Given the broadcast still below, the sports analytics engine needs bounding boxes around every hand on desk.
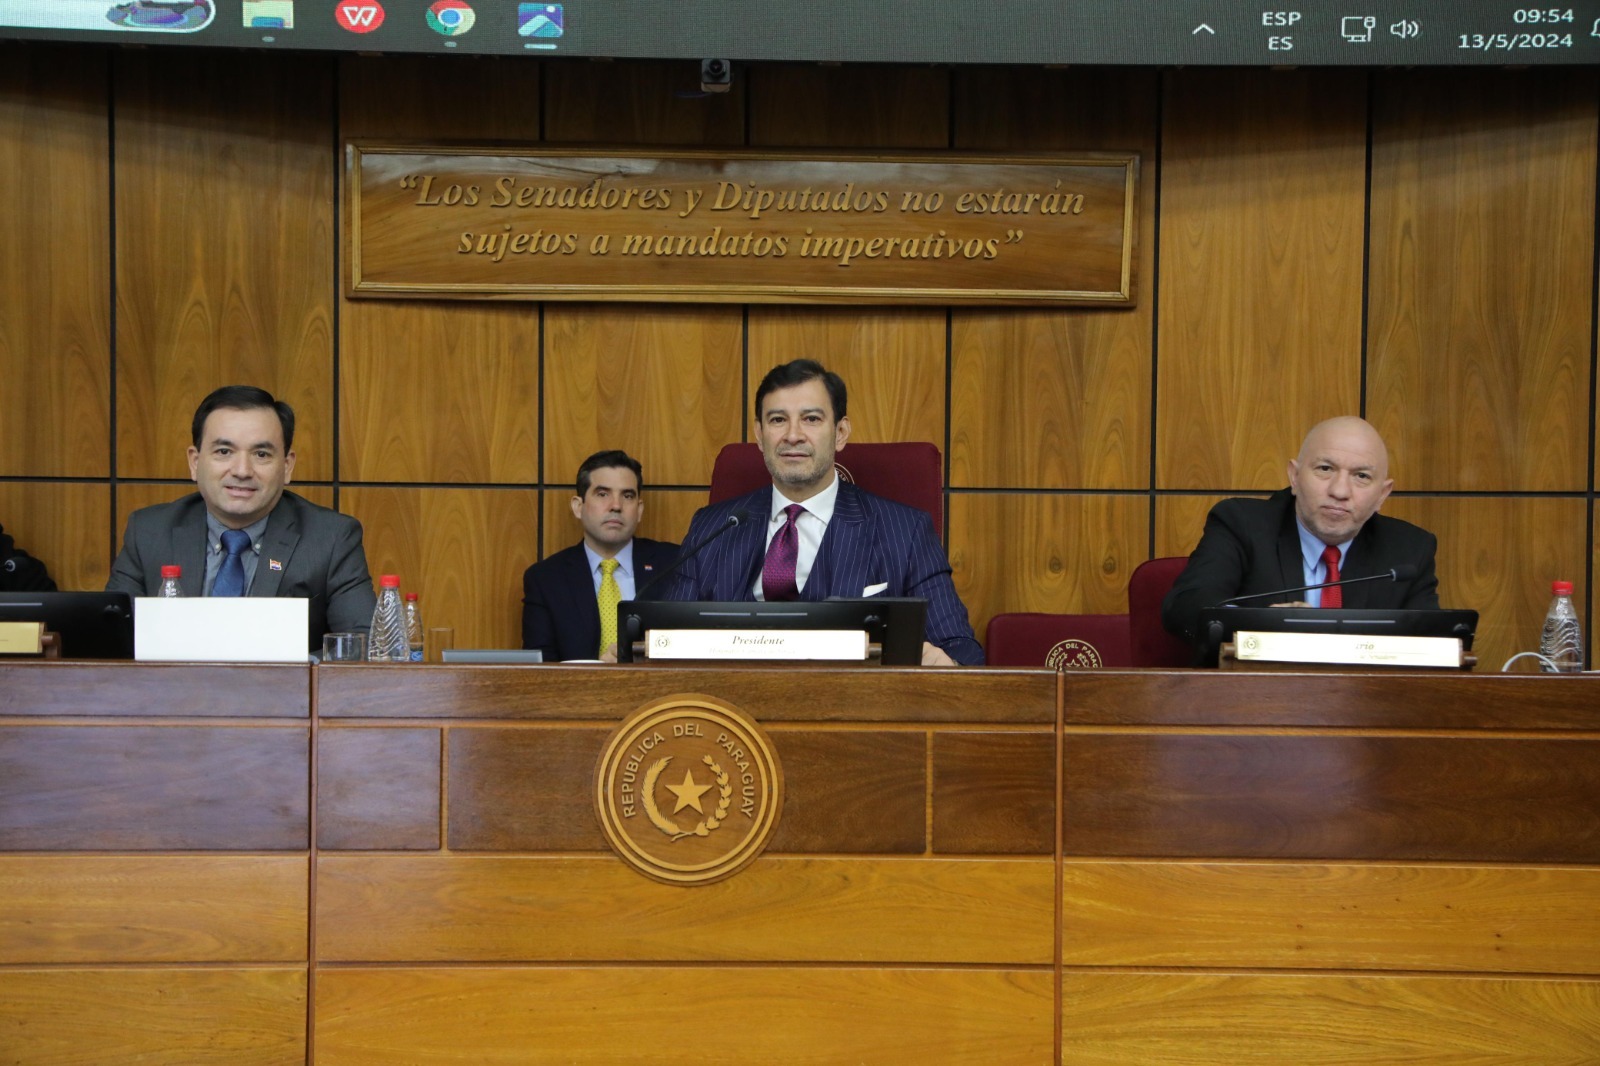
[921,641,957,666]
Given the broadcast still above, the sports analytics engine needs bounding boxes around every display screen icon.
[426,0,472,35]
[517,2,561,38]
[242,0,292,28]
[335,0,383,32]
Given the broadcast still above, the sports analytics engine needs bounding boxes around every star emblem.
[665,766,712,814]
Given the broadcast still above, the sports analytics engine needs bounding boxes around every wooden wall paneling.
[748,64,949,150]
[0,968,306,1065]
[316,855,1054,964]
[1061,733,1600,862]
[0,725,308,850]
[1367,69,1598,494]
[541,305,744,486]
[949,67,1158,491]
[0,855,307,964]
[1156,69,1368,491]
[1061,860,1600,975]
[0,44,111,479]
[318,727,441,850]
[1153,493,1244,559]
[544,59,745,146]
[1060,972,1600,1065]
[114,51,335,481]
[765,729,926,854]
[946,492,1149,635]
[318,964,1053,1063]
[1381,495,1588,672]
[340,55,543,142]
[0,482,110,592]
[447,726,609,851]
[0,662,309,719]
[341,486,539,651]
[931,731,1054,855]
[536,487,703,560]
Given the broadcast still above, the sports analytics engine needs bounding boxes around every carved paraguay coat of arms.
[595,693,783,885]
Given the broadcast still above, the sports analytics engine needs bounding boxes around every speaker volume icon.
[1389,19,1420,39]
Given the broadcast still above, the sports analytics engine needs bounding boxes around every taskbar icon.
[518,2,562,47]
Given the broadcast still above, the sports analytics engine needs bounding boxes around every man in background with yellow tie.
[1161,415,1440,651]
[521,450,678,662]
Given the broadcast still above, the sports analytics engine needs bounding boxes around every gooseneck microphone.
[633,509,750,603]
[1219,563,1420,607]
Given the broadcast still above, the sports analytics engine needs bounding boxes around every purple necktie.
[762,504,806,601]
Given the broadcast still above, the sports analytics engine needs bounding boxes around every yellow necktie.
[597,557,621,658]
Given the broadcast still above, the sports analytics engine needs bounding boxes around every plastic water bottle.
[1539,580,1583,673]
[158,565,184,598]
[404,592,424,662]
[368,574,409,662]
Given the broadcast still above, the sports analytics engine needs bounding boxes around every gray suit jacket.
[106,491,377,651]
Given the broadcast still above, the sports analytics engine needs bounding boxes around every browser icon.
[427,0,473,35]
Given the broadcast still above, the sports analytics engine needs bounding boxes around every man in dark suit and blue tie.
[522,450,678,662]
[664,360,983,666]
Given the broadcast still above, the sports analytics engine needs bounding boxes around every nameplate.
[1233,630,1462,668]
[0,620,45,654]
[646,628,868,661]
[135,598,310,662]
[348,145,1139,307]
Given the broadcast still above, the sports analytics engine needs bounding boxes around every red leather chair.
[1127,556,1194,667]
[708,441,944,536]
[985,612,1132,668]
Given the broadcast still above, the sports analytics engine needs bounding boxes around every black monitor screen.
[0,592,135,659]
[618,597,926,665]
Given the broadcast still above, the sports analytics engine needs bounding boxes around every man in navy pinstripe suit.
[664,360,983,666]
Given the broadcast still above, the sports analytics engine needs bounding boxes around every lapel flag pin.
[269,559,283,571]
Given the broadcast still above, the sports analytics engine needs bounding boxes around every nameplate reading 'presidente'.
[595,694,783,885]
[347,145,1139,306]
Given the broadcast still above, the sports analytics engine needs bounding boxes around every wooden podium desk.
[2,662,1598,1064]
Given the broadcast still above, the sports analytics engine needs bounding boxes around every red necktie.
[1320,544,1342,608]
[762,504,805,601]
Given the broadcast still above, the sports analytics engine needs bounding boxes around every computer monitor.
[617,598,927,665]
[1195,607,1479,666]
[0,591,135,659]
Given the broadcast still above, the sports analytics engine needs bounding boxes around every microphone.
[632,509,750,603]
[1219,563,1419,607]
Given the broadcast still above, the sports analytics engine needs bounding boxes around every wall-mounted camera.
[700,59,732,94]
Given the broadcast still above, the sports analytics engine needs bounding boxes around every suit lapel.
[176,503,209,597]
[807,482,866,600]
[1274,503,1304,595]
[1339,526,1379,609]
[251,499,300,598]
[563,547,600,651]
[722,489,771,600]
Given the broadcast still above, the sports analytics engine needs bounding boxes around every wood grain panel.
[0,968,305,1065]
[317,664,1058,723]
[545,59,744,145]
[536,488,700,561]
[0,662,309,718]
[947,492,1149,637]
[0,44,110,479]
[1061,734,1600,862]
[1060,671,1600,731]
[319,727,441,850]
[1062,861,1600,975]
[0,481,110,592]
[0,856,306,964]
[1060,972,1600,1066]
[749,64,948,149]
[1154,493,1249,559]
[1382,495,1588,674]
[932,731,1054,855]
[950,67,1156,491]
[766,730,926,853]
[1157,69,1367,491]
[744,309,947,446]
[0,726,308,849]
[447,726,608,851]
[1368,69,1597,494]
[341,486,539,651]
[319,964,1050,1063]
[317,854,1052,963]
[114,51,334,481]
[340,54,542,141]
[542,305,743,487]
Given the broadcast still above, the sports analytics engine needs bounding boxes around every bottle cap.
[1552,580,1574,594]
[405,592,418,601]
[160,565,181,579]
[380,574,401,588]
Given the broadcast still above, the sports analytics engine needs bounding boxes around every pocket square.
[862,582,888,596]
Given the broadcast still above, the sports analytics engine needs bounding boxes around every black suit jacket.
[106,491,377,651]
[1161,488,1440,647]
[521,538,678,661]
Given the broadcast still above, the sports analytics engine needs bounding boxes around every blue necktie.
[212,529,251,597]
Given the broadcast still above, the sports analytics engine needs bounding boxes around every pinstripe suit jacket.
[663,482,984,665]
